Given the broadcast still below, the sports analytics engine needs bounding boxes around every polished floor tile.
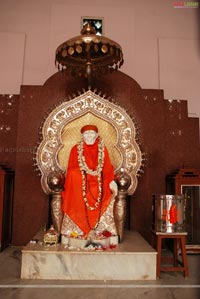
[0,246,200,299]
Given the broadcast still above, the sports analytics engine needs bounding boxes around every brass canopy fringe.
[55,22,124,79]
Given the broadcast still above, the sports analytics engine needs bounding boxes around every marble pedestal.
[21,231,157,280]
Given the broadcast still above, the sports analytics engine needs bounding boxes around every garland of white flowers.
[77,137,105,211]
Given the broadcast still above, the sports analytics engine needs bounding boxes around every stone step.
[21,230,157,280]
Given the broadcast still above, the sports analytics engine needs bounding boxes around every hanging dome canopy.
[55,23,124,78]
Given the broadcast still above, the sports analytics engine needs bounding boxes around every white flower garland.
[77,138,105,211]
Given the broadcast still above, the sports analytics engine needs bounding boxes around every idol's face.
[82,130,98,145]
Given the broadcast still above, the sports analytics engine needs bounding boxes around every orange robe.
[61,138,115,235]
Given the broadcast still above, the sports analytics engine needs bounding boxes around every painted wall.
[0,0,199,119]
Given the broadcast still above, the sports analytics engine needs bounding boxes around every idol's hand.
[109,180,118,196]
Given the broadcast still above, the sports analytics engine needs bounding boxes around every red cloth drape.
[61,138,114,235]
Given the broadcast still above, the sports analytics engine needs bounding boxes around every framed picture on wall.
[81,17,104,35]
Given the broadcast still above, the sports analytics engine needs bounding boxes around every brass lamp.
[55,23,124,79]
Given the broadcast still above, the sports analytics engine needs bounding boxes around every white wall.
[0,0,199,119]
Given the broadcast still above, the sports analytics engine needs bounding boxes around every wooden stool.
[152,231,189,278]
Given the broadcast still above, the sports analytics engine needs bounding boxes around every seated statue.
[60,124,118,240]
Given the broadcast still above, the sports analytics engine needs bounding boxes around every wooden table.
[152,231,189,278]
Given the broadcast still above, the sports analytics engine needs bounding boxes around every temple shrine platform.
[21,230,157,280]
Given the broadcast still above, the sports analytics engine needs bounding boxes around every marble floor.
[0,241,200,299]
